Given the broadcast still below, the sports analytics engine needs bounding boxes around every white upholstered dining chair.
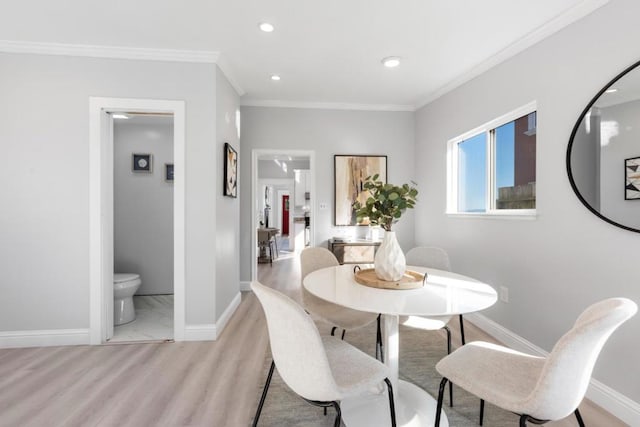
[251,281,397,427]
[300,247,382,357]
[403,246,462,404]
[434,297,637,427]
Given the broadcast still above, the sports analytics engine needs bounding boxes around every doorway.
[110,113,175,342]
[282,195,290,235]
[89,97,186,344]
[251,149,316,281]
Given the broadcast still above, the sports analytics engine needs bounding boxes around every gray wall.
[600,101,640,229]
[114,119,174,295]
[215,66,241,319]
[0,52,219,330]
[414,0,640,402]
[240,107,415,282]
[258,159,310,179]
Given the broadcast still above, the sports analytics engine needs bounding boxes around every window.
[447,102,536,215]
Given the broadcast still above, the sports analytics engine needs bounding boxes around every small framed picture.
[625,156,640,200]
[132,153,153,173]
[165,163,174,182]
[224,143,238,198]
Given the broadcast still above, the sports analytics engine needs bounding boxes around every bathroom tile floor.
[110,294,174,342]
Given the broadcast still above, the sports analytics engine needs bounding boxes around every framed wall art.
[224,143,238,198]
[334,154,387,226]
[132,153,153,173]
[625,156,640,200]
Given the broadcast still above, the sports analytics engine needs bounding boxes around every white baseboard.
[215,292,241,337]
[240,281,252,291]
[184,292,242,341]
[184,324,217,341]
[465,313,640,425]
[0,329,90,348]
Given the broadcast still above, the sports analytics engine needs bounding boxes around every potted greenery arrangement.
[353,174,418,281]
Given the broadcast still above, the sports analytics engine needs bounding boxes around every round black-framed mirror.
[567,59,640,233]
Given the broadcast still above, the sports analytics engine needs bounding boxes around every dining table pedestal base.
[341,379,448,427]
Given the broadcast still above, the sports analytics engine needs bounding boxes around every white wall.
[240,107,415,282]
[600,100,640,229]
[114,119,174,295]
[215,66,241,319]
[258,159,310,179]
[414,0,640,404]
[0,52,218,331]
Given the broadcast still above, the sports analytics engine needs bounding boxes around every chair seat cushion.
[304,290,378,330]
[322,336,391,399]
[436,341,545,414]
[400,315,452,330]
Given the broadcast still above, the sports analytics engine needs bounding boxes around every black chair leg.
[575,408,585,427]
[519,414,528,427]
[384,378,397,427]
[341,329,346,340]
[459,314,466,345]
[331,326,337,336]
[376,314,384,362]
[252,360,275,427]
[332,401,342,427]
[434,377,448,427]
[444,326,453,407]
[479,399,485,426]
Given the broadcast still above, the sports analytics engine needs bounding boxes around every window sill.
[446,211,537,220]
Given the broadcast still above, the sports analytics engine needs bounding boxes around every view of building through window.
[452,109,536,214]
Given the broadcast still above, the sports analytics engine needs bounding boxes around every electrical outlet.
[499,286,509,303]
[319,203,328,210]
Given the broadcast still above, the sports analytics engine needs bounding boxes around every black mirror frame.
[566,59,640,234]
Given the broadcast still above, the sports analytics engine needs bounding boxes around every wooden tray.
[353,268,425,290]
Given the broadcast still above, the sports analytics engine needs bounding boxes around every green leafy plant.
[353,174,418,231]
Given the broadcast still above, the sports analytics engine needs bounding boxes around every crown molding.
[0,40,247,95]
[414,0,611,109]
[0,40,220,63]
[215,53,246,97]
[241,99,415,112]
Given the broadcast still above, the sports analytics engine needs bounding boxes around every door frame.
[89,97,186,344]
[251,149,315,281]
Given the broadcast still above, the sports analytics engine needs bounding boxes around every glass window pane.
[458,133,486,212]
[495,112,536,209]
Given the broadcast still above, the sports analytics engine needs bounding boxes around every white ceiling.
[0,0,607,109]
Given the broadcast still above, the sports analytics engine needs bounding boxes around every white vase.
[374,231,406,281]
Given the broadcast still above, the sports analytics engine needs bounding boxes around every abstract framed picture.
[165,163,174,182]
[334,154,387,226]
[625,156,640,200]
[132,153,153,173]
[224,143,238,198]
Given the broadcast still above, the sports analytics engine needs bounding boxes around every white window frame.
[447,101,537,218]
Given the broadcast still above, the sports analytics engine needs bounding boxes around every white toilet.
[114,273,142,326]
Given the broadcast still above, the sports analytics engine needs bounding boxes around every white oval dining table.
[303,264,498,427]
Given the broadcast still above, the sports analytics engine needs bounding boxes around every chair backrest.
[527,298,637,420]
[300,247,340,280]
[405,246,451,271]
[251,281,340,402]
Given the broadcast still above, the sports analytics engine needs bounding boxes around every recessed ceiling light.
[605,88,618,93]
[271,74,281,81]
[259,22,275,33]
[112,114,129,119]
[382,56,401,68]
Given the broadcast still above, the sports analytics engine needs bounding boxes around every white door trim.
[89,97,186,344]
[251,149,315,281]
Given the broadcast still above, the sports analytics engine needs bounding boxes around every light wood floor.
[0,256,625,426]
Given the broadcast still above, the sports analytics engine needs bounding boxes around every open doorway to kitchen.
[251,149,315,281]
